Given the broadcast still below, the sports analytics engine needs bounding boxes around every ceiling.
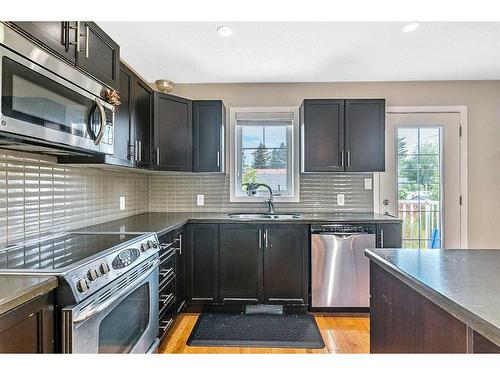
[98,22,500,83]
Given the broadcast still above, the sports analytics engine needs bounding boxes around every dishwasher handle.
[312,232,374,237]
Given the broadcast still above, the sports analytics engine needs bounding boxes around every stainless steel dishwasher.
[311,224,376,308]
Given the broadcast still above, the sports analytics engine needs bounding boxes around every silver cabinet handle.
[156,147,160,165]
[138,141,142,162]
[159,319,173,331]
[258,230,262,248]
[160,268,173,278]
[264,229,269,248]
[217,151,220,168]
[179,234,182,255]
[346,150,351,167]
[159,293,174,304]
[76,21,81,52]
[380,229,384,248]
[85,24,89,58]
[341,150,345,167]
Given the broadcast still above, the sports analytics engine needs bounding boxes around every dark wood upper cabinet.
[301,98,385,173]
[301,99,345,172]
[75,22,120,90]
[10,21,119,90]
[10,22,76,63]
[0,292,54,353]
[376,223,402,248]
[153,92,192,171]
[193,100,226,173]
[219,224,263,304]
[185,224,219,307]
[345,99,385,172]
[263,224,309,305]
[132,78,154,166]
[113,64,133,162]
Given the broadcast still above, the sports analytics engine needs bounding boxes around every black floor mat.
[187,313,325,349]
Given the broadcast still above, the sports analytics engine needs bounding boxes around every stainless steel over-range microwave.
[0,23,115,155]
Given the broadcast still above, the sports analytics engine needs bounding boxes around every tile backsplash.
[149,173,373,213]
[0,150,149,245]
[0,150,374,245]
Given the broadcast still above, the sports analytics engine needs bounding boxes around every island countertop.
[0,275,57,316]
[365,247,500,347]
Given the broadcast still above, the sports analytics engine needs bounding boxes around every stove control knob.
[87,268,99,282]
[99,263,110,275]
[147,240,155,249]
[140,243,148,252]
[76,278,89,293]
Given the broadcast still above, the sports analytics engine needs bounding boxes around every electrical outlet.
[197,194,205,206]
[337,194,345,206]
[119,196,126,210]
[364,178,373,190]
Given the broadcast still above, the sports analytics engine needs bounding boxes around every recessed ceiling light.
[402,22,420,33]
[217,25,233,37]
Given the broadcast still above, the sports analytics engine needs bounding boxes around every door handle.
[217,151,220,168]
[156,147,160,165]
[94,99,106,145]
[258,230,262,248]
[84,24,89,58]
[346,150,351,168]
[264,229,270,248]
[380,229,384,248]
[340,150,345,167]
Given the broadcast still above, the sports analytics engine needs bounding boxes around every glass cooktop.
[0,233,140,271]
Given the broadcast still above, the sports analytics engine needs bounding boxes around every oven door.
[0,46,114,154]
[62,257,160,354]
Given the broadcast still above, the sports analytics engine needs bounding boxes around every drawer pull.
[159,293,174,304]
[159,319,173,331]
[160,268,173,278]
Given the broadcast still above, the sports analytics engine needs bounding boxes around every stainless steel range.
[0,231,160,353]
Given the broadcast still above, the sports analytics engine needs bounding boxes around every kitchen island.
[365,248,500,353]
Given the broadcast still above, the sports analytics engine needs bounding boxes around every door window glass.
[397,127,442,248]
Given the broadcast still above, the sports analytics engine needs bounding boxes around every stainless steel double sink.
[226,213,303,220]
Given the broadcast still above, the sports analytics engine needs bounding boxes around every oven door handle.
[72,258,159,324]
[93,99,107,145]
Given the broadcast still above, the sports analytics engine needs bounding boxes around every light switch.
[197,194,205,206]
[119,196,126,210]
[337,194,345,206]
[364,178,373,190]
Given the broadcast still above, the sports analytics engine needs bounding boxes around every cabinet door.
[263,225,309,305]
[11,22,76,63]
[185,224,219,306]
[301,99,345,172]
[154,93,192,171]
[345,99,385,172]
[132,78,153,166]
[113,64,133,162]
[0,292,54,353]
[175,230,186,313]
[76,22,120,89]
[193,100,225,172]
[219,224,263,304]
[377,223,402,248]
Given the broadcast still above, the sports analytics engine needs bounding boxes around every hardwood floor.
[159,313,370,354]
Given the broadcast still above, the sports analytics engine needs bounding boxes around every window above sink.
[229,107,300,203]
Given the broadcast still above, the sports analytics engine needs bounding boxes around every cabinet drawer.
[158,303,176,339]
[159,276,176,316]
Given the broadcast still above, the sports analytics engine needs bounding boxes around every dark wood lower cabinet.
[185,224,219,308]
[370,262,500,353]
[263,224,309,305]
[219,224,263,304]
[0,292,54,353]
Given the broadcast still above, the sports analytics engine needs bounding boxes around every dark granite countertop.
[79,212,400,236]
[365,248,500,346]
[0,275,57,315]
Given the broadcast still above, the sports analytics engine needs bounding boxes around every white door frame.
[374,105,468,248]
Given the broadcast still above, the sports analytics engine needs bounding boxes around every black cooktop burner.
[0,233,140,271]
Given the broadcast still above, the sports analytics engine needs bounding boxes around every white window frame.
[229,106,300,203]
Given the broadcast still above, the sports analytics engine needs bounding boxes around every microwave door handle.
[71,258,159,324]
[94,99,107,145]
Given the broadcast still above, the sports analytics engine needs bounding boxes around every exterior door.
[378,111,464,248]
